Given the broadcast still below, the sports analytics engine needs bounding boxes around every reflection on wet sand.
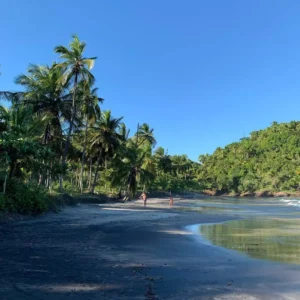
[200,218,300,264]
[175,205,240,213]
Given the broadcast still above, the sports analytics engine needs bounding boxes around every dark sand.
[1,198,300,299]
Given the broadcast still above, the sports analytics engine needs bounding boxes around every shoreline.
[1,189,298,225]
[202,190,299,198]
[1,198,300,299]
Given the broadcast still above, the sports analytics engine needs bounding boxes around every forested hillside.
[198,121,300,195]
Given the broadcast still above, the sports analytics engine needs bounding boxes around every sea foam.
[280,199,300,207]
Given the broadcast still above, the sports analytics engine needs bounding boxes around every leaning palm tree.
[54,35,97,172]
[89,111,123,194]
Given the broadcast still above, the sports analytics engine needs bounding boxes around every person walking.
[141,192,147,207]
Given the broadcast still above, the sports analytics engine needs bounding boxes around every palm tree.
[132,123,156,194]
[77,82,103,193]
[119,123,130,142]
[112,141,155,199]
[154,147,172,175]
[14,63,73,144]
[54,35,97,174]
[0,64,75,189]
[0,91,24,105]
[89,111,123,194]
[111,124,156,199]
[0,105,50,182]
[134,123,156,148]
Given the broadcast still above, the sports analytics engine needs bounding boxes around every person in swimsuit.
[169,196,174,208]
[141,192,147,207]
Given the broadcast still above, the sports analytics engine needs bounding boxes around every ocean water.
[180,197,300,264]
[176,197,300,217]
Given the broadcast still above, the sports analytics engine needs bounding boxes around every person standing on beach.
[169,196,174,208]
[141,192,147,207]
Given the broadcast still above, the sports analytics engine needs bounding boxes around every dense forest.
[198,121,300,195]
[0,36,201,214]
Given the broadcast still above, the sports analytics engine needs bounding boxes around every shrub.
[1,179,49,214]
[48,193,77,212]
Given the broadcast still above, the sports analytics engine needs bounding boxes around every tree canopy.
[0,35,201,214]
[197,121,300,194]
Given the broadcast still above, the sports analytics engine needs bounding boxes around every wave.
[280,199,300,207]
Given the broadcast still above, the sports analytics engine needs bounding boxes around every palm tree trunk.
[118,185,123,199]
[88,158,92,190]
[44,123,51,144]
[71,176,74,195]
[59,175,63,191]
[48,164,52,194]
[90,149,102,194]
[38,173,43,185]
[80,114,89,193]
[8,160,16,179]
[61,72,78,191]
[3,172,8,195]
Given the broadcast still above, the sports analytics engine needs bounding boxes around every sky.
[1,0,300,161]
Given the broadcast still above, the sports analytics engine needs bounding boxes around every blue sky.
[1,0,300,161]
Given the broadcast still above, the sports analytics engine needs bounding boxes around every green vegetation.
[1,36,299,215]
[0,35,201,214]
[198,121,300,195]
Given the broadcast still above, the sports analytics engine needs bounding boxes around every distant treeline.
[198,121,300,195]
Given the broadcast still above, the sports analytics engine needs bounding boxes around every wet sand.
[1,198,300,299]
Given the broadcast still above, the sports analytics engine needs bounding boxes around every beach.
[1,197,300,299]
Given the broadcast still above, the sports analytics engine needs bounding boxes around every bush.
[48,193,77,212]
[0,179,49,214]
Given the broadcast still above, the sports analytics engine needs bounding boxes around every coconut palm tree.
[154,147,172,175]
[109,123,156,199]
[54,35,97,172]
[111,140,155,199]
[119,123,130,142]
[0,91,24,105]
[114,123,156,198]
[14,63,73,145]
[134,123,156,148]
[0,105,51,182]
[89,111,123,193]
[77,82,103,193]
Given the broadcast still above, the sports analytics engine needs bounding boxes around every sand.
[1,197,300,299]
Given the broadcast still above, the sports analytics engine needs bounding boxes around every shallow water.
[180,197,300,264]
[176,197,300,217]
